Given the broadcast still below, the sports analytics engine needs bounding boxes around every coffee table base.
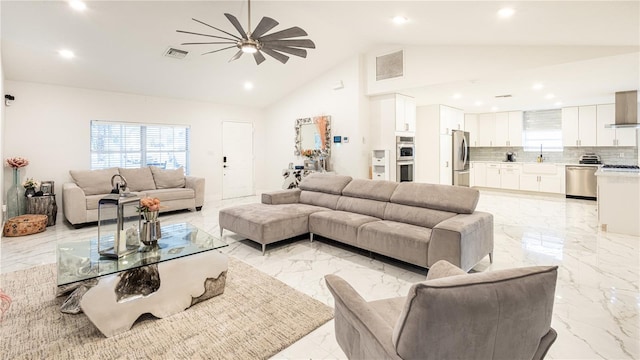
[78,250,228,337]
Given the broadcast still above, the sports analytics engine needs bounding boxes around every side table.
[26,195,58,226]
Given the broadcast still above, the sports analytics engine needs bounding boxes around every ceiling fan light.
[241,44,258,54]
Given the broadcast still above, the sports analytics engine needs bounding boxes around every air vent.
[376,50,404,81]
[164,47,188,59]
[495,94,512,98]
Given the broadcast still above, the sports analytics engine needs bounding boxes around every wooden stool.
[3,215,48,237]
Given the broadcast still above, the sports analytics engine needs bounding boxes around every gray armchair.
[325,261,558,360]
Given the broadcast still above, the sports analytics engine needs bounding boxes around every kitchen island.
[595,169,640,236]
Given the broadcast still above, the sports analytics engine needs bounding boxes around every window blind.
[90,121,190,173]
[522,109,562,152]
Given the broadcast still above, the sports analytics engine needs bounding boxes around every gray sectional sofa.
[219,173,493,271]
[63,166,204,227]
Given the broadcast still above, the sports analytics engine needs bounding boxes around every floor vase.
[6,168,26,219]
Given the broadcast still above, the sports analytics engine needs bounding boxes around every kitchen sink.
[522,163,557,175]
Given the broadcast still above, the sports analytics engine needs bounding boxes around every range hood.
[605,90,639,129]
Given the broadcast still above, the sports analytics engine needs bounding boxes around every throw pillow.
[118,167,157,191]
[69,168,119,195]
[150,166,186,189]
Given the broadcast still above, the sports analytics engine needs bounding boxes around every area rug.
[0,257,334,359]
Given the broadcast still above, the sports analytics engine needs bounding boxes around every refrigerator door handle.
[461,136,468,165]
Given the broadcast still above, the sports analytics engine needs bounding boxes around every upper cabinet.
[464,114,479,147]
[395,94,416,133]
[596,104,636,147]
[562,106,597,147]
[439,105,464,135]
[494,111,523,147]
[477,113,496,147]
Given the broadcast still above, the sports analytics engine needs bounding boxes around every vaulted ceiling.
[2,1,639,110]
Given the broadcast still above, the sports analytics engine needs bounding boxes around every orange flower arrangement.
[139,197,161,212]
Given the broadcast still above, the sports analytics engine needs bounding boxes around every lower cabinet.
[519,164,565,194]
[485,164,501,188]
[500,164,521,190]
[471,162,564,194]
[470,162,486,187]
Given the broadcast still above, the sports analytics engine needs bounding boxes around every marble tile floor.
[1,189,638,359]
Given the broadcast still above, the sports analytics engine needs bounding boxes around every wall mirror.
[294,116,331,157]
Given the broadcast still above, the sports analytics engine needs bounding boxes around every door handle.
[223,165,228,168]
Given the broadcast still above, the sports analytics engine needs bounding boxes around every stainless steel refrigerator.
[452,130,470,187]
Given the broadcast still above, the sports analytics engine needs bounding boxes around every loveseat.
[63,166,204,228]
[219,173,493,271]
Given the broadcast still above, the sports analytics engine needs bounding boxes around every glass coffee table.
[57,222,228,337]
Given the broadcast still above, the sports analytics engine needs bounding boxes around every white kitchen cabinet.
[519,164,565,194]
[471,162,486,187]
[477,113,496,147]
[500,163,521,190]
[464,114,479,147]
[494,112,510,147]
[439,106,464,135]
[485,163,501,188]
[562,106,597,147]
[507,111,524,147]
[395,94,416,133]
[371,150,390,180]
[596,104,636,146]
[439,134,453,185]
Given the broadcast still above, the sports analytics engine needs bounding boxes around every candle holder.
[97,194,141,258]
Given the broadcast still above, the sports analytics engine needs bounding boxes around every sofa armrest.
[62,182,87,226]
[325,275,401,360]
[261,189,301,204]
[428,211,494,272]
[426,260,467,281]
[185,176,205,208]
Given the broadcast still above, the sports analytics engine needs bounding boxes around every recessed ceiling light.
[244,82,254,90]
[545,93,555,99]
[497,8,515,18]
[475,101,483,106]
[491,106,499,112]
[392,16,409,25]
[532,83,544,90]
[555,101,563,106]
[452,93,462,99]
[58,49,75,59]
[68,0,87,11]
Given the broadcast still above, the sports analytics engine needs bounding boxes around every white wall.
[255,55,370,193]
[3,81,263,219]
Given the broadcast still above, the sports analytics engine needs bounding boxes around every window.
[90,121,190,173]
[522,109,562,152]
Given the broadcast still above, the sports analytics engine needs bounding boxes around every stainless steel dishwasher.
[565,165,598,200]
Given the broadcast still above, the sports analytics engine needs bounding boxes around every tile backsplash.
[469,146,638,164]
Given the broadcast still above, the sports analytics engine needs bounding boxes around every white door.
[222,121,254,199]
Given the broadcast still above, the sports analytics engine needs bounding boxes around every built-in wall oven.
[396,136,414,182]
[396,136,414,161]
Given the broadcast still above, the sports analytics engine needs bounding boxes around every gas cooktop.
[601,164,640,172]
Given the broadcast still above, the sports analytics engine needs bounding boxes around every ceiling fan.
[176,0,316,65]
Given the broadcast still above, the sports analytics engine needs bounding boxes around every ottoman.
[219,203,329,254]
[3,214,48,237]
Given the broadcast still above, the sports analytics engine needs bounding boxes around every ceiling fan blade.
[191,18,241,41]
[261,48,289,64]
[201,45,237,55]
[176,30,238,42]
[261,39,315,49]
[258,27,308,42]
[251,17,279,38]
[181,42,236,45]
[262,44,307,58]
[229,49,244,62]
[253,51,266,65]
[224,13,248,40]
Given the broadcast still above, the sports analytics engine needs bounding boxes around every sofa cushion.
[392,265,558,360]
[309,211,380,246]
[337,196,388,219]
[390,182,479,214]
[219,203,330,244]
[70,168,119,196]
[86,192,145,210]
[299,173,352,195]
[300,190,341,210]
[342,179,398,201]
[357,220,432,267]
[145,188,195,202]
[384,203,457,229]
[150,166,186,189]
[118,167,156,191]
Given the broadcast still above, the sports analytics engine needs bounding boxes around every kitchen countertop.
[470,161,601,167]
[595,169,640,178]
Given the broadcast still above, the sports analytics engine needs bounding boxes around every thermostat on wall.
[333,136,342,143]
